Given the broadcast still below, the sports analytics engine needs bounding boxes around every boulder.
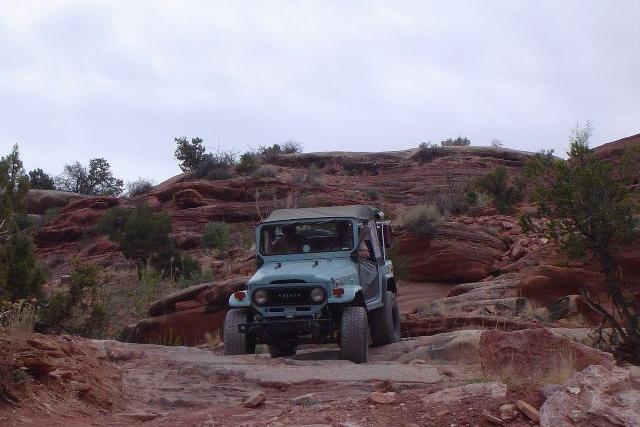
[395,222,507,283]
[518,265,603,306]
[243,391,266,408]
[515,399,539,422]
[540,365,640,427]
[421,382,506,406]
[368,391,397,404]
[479,328,615,382]
[122,305,228,346]
[369,330,482,364]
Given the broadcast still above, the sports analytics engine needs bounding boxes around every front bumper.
[239,318,334,343]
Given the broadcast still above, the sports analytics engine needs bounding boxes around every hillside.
[2,137,639,426]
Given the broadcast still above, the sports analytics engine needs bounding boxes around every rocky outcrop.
[1,332,121,409]
[122,276,247,345]
[479,328,615,381]
[395,222,507,283]
[26,189,89,215]
[540,364,640,427]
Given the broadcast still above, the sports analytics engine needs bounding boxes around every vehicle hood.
[248,257,358,285]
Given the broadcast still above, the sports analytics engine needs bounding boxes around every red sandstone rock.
[539,364,640,427]
[173,188,206,209]
[396,222,506,283]
[122,305,228,346]
[479,328,615,381]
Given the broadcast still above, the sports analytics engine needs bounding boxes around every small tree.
[490,138,503,148]
[236,152,260,174]
[174,137,206,172]
[119,206,173,272]
[412,142,441,163]
[56,158,123,196]
[0,145,43,300]
[477,166,523,213]
[28,168,55,190]
[202,221,233,253]
[524,123,640,362]
[441,136,471,147]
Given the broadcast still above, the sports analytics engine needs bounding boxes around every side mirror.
[382,224,393,248]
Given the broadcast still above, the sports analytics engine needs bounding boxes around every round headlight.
[253,289,268,305]
[310,287,326,304]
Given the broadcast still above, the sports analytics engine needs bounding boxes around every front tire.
[223,309,254,355]
[369,291,401,346]
[340,306,369,363]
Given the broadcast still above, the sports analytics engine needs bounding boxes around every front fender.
[328,284,361,304]
[228,290,251,308]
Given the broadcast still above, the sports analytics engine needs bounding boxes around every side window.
[368,222,383,264]
[357,224,375,262]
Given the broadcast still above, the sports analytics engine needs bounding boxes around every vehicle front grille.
[266,287,315,306]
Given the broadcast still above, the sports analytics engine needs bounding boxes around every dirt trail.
[3,333,543,427]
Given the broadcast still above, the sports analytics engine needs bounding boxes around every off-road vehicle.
[223,205,400,363]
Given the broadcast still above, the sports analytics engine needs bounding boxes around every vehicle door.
[357,221,382,305]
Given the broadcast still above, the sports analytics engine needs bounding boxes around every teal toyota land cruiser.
[223,205,400,363]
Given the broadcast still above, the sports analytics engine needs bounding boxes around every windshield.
[260,220,354,255]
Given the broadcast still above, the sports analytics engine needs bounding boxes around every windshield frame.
[256,217,358,259]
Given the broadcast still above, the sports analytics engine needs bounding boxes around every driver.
[273,223,302,253]
[334,222,353,250]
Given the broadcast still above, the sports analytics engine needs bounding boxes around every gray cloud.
[1,0,639,183]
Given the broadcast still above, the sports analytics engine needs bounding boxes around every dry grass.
[0,300,36,339]
[0,300,36,403]
[484,342,578,387]
[205,330,222,349]
[401,204,442,237]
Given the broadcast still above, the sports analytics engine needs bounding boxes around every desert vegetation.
[522,123,640,362]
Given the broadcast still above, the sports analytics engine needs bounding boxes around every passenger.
[273,223,302,254]
[334,222,353,250]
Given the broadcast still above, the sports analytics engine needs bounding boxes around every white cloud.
[1,0,638,182]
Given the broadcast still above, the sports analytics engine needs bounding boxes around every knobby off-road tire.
[223,309,254,355]
[369,291,401,346]
[340,306,369,363]
[268,343,297,358]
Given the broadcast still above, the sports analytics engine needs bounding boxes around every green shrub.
[387,246,410,281]
[42,207,61,225]
[441,136,471,147]
[39,293,71,327]
[202,221,233,253]
[237,152,260,174]
[257,141,302,163]
[194,152,236,180]
[97,207,132,241]
[126,178,154,197]
[174,137,206,172]
[402,204,442,237]
[413,142,441,163]
[476,166,523,213]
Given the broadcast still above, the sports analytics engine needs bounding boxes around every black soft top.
[262,205,378,223]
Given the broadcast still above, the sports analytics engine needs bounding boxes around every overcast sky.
[1,1,639,183]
